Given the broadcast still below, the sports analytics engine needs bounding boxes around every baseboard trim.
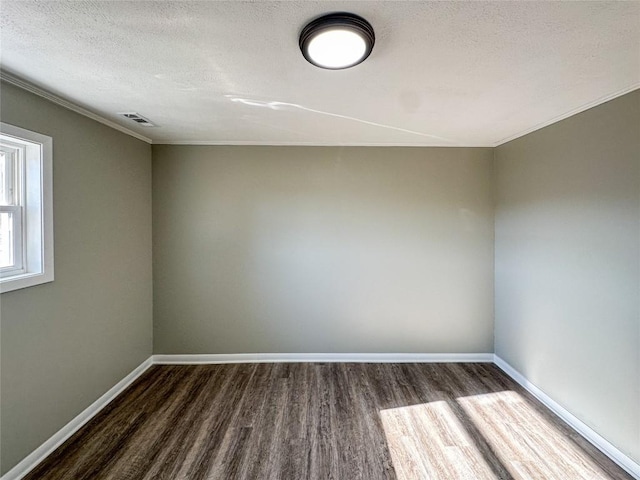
[1,357,154,480]
[152,352,494,364]
[494,355,640,479]
[4,354,637,480]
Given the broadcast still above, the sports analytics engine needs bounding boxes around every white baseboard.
[1,357,154,480]
[5,354,637,480]
[152,352,494,364]
[494,355,640,480]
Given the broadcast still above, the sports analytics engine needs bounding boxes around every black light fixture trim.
[299,12,375,70]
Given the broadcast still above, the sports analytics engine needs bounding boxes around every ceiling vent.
[120,112,156,127]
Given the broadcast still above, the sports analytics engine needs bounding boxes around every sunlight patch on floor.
[380,401,499,480]
[456,390,613,479]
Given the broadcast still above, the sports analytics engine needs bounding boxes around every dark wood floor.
[26,363,631,480]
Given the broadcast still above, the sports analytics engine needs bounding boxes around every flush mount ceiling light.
[299,13,375,70]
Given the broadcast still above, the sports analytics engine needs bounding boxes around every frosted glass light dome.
[299,13,375,70]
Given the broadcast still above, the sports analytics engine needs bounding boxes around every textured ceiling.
[1,1,638,146]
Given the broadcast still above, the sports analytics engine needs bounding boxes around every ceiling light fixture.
[299,13,375,70]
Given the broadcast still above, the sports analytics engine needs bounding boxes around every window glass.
[0,211,15,268]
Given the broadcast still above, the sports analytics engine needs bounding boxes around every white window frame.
[0,123,54,293]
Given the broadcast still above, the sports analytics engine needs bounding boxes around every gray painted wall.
[494,90,640,463]
[2,80,637,474]
[0,82,153,474]
[153,146,495,354]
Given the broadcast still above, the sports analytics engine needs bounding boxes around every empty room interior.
[0,1,638,479]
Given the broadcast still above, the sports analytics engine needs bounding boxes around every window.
[0,123,53,293]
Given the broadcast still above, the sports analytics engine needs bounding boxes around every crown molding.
[0,71,153,144]
[493,84,640,147]
[2,70,636,149]
[152,141,493,147]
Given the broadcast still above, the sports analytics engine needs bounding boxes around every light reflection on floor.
[380,401,498,479]
[457,391,612,479]
[380,391,617,480]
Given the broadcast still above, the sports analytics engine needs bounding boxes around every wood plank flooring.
[25,363,632,480]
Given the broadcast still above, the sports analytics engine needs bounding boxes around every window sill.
[0,270,54,293]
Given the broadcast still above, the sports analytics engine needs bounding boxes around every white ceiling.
[1,1,638,146]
